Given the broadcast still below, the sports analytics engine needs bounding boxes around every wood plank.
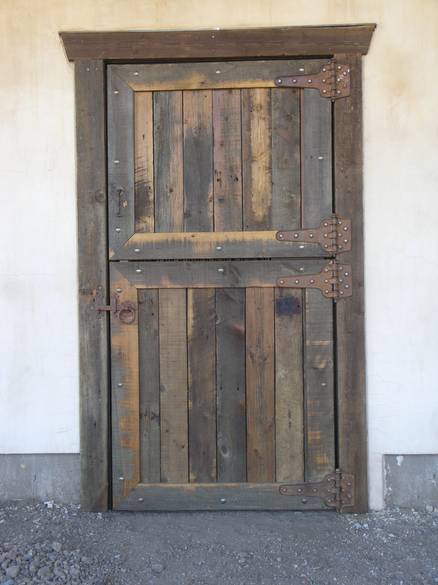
[187,289,216,482]
[154,91,184,232]
[134,92,154,233]
[60,25,377,61]
[271,88,301,230]
[213,90,242,231]
[183,91,214,231]
[275,288,304,482]
[112,230,327,260]
[334,54,368,512]
[246,288,275,482]
[301,89,335,482]
[116,259,328,289]
[242,89,272,230]
[118,483,330,511]
[138,289,160,483]
[107,69,135,255]
[216,289,246,482]
[75,60,108,511]
[159,289,188,482]
[111,60,326,92]
[110,268,140,506]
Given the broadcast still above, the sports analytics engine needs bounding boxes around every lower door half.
[110,259,335,510]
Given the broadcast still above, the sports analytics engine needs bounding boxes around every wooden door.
[108,60,341,510]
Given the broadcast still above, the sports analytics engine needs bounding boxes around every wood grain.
[134,92,154,233]
[213,89,242,231]
[159,289,188,482]
[154,91,183,232]
[216,289,246,482]
[246,288,275,482]
[242,89,272,230]
[138,289,160,483]
[75,60,108,511]
[187,289,217,482]
[275,288,304,482]
[183,91,214,232]
[60,25,376,61]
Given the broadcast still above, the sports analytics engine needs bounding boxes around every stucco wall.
[1,0,437,510]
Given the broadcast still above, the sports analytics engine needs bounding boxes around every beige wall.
[1,0,437,509]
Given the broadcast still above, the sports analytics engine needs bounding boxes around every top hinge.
[275,60,351,100]
[279,469,355,512]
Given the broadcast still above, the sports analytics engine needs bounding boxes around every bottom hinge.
[277,260,352,300]
[279,469,355,512]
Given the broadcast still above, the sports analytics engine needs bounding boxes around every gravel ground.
[0,501,437,585]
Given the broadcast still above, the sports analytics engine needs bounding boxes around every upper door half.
[107,59,344,261]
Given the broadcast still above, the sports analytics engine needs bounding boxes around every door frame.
[60,24,376,512]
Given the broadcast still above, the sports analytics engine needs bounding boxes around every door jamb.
[61,24,375,512]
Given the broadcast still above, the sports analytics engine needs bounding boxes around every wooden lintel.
[60,24,376,62]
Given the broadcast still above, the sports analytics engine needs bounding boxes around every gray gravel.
[0,501,437,584]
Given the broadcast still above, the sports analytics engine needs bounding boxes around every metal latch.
[276,216,351,253]
[94,291,136,324]
[275,60,351,100]
[277,260,352,300]
[279,469,355,512]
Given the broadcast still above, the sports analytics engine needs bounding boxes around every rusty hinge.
[94,291,136,324]
[279,469,355,512]
[277,260,352,300]
[275,60,350,100]
[276,216,351,253]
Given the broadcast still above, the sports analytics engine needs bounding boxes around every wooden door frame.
[60,24,376,512]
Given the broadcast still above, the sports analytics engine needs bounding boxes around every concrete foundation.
[384,454,438,510]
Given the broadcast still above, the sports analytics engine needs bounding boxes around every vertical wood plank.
[134,92,154,233]
[334,54,368,512]
[242,89,272,230]
[154,91,183,232]
[75,60,108,511]
[246,288,275,482]
[275,288,304,482]
[213,90,243,231]
[183,91,214,231]
[107,68,135,254]
[187,289,216,482]
[159,289,188,482]
[138,289,160,483]
[216,289,246,482]
[271,88,301,230]
[301,89,335,482]
[110,269,140,505]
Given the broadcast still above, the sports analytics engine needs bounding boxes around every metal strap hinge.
[94,291,136,324]
[276,216,351,253]
[277,260,352,300]
[279,469,355,512]
[275,60,351,100]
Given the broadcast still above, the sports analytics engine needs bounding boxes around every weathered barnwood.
[75,60,108,512]
[154,91,184,232]
[111,230,327,260]
[183,91,214,232]
[246,288,275,482]
[216,288,246,482]
[213,89,242,231]
[334,54,368,512]
[138,290,160,483]
[110,60,326,92]
[60,25,376,62]
[134,92,154,233]
[159,289,188,482]
[301,89,335,482]
[242,89,272,230]
[187,289,217,482]
[275,288,304,482]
